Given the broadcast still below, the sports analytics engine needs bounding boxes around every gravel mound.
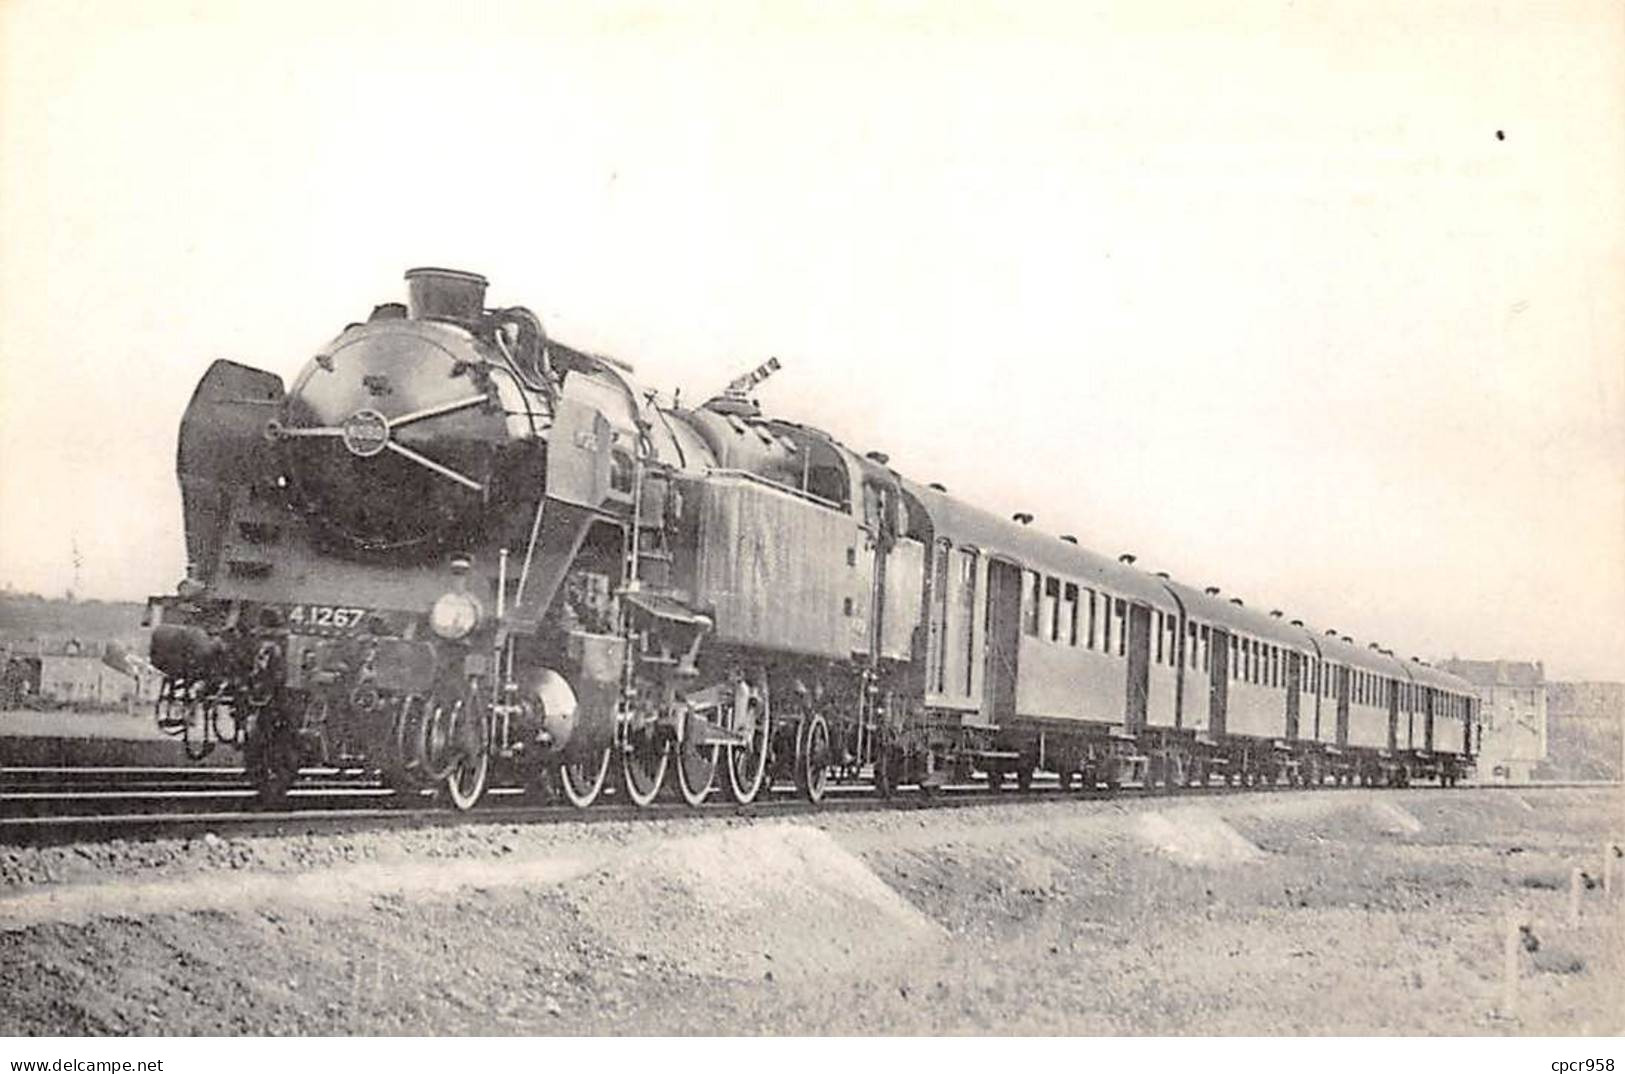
[565,823,944,981]
[1366,801,1424,835]
[1134,807,1264,866]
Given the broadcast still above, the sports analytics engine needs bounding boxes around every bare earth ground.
[0,786,1620,1035]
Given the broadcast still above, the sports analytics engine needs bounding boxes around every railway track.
[2,764,1611,850]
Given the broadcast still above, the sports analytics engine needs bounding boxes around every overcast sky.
[1,0,1621,679]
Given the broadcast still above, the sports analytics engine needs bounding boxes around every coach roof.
[899,479,1175,609]
[1158,578,1315,650]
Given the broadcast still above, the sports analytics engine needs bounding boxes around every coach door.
[1285,651,1302,740]
[1209,627,1229,736]
[1387,680,1400,753]
[1125,604,1151,734]
[982,560,1022,727]
[1335,666,1350,747]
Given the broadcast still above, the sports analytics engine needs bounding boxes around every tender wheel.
[1016,765,1033,793]
[675,718,719,808]
[622,730,669,807]
[558,747,611,808]
[725,677,771,805]
[793,712,831,804]
[986,767,1005,793]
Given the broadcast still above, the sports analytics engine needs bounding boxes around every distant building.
[37,653,137,706]
[0,639,150,709]
[1538,682,1624,782]
[1438,658,1547,783]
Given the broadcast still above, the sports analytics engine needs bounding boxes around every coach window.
[1188,623,1199,669]
[1154,611,1164,664]
[1062,583,1079,646]
[1200,625,1211,672]
[1168,616,1179,667]
[1085,589,1097,650]
[1044,577,1060,642]
[1115,599,1127,656]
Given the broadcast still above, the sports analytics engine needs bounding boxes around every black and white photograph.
[0,0,1621,1057]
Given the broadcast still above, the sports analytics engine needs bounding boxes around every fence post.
[1500,911,1520,1019]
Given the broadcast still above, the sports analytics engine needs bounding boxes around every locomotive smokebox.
[405,267,488,324]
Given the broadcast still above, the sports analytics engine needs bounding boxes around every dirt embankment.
[1,787,1620,1035]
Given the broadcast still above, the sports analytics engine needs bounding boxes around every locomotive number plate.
[286,604,371,635]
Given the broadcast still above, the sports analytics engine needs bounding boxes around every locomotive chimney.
[405,267,488,324]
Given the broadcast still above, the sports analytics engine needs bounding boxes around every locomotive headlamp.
[429,591,481,640]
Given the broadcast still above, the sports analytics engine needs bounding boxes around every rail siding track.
[0,766,1615,850]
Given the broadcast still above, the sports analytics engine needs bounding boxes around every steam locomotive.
[146,268,1480,809]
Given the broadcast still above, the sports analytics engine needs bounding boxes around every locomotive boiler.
[147,268,908,808]
[148,268,1481,810]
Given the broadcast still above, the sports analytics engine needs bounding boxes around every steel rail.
[5,777,1609,850]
